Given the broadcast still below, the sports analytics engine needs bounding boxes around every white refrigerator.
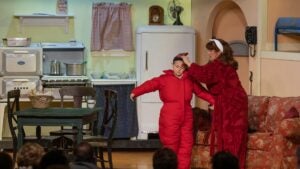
[136,25,196,139]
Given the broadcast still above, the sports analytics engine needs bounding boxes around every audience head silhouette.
[212,151,239,169]
[153,147,178,169]
[73,141,96,164]
[0,151,13,169]
[17,142,45,169]
[39,149,69,169]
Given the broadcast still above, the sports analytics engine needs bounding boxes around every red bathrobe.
[188,60,248,169]
[132,70,214,169]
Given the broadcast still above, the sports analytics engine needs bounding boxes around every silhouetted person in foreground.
[39,149,69,169]
[17,142,45,169]
[0,151,13,169]
[153,147,178,169]
[70,142,99,169]
[212,151,239,169]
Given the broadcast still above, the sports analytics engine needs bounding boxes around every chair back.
[7,90,21,145]
[100,89,118,141]
[7,89,24,165]
[59,86,96,108]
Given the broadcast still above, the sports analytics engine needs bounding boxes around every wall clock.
[149,5,164,25]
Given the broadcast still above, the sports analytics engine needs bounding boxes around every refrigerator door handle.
[145,51,148,71]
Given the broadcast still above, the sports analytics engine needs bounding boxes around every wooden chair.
[7,89,53,166]
[83,89,118,169]
[50,86,96,151]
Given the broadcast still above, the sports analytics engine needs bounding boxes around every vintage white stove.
[0,43,43,98]
[41,75,89,99]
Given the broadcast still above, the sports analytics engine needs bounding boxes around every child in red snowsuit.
[130,56,215,169]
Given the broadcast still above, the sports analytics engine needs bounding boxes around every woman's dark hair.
[206,39,238,70]
[211,151,239,169]
[153,147,178,169]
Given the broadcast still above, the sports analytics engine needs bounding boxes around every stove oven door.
[2,77,41,98]
[1,49,42,76]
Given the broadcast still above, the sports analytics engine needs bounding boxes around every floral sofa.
[192,96,300,169]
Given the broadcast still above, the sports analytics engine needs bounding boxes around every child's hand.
[130,93,135,101]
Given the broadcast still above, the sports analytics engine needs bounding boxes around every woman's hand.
[181,55,192,67]
[130,93,135,101]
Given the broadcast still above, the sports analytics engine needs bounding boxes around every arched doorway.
[206,1,250,94]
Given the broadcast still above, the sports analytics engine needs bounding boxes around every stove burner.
[42,75,89,81]
[41,75,89,88]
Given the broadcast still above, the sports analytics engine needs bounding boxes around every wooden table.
[15,107,100,149]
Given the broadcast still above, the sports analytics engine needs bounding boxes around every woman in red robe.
[181,39,248,169]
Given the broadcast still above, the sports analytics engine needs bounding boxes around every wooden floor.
[111,150,155,169]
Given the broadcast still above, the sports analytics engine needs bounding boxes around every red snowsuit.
[132,70,214,169]
[188,60,248,169]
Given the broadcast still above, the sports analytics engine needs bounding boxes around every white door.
[136,26,195,139]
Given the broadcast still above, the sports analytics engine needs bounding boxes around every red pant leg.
[177,116,193,169]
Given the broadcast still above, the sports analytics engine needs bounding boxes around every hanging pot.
[65,62,85,76]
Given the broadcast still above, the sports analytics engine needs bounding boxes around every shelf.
[14,14,74,33]
[91,79,137,85]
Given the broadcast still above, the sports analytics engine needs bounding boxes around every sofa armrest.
[279,118,300,143]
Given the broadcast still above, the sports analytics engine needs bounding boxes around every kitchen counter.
[90,79,137,85]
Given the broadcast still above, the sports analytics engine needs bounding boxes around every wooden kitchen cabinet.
[136,26,196,139]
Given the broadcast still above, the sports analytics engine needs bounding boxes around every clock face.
[152,14,160,23]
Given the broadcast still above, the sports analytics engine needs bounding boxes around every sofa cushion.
[191,145,211,169]
[279,118,300,143]
[247,132,273,151]
[248,96,270,132]
[246,150,273,169]
[265,96,300,133]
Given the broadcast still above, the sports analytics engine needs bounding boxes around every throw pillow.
[284,107,299,119]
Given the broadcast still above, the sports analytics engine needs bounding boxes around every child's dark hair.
[153,147,178,169]
[173,56,183,63]
[173,56,188,69]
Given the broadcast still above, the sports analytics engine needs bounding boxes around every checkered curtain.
[91,2,133,51]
